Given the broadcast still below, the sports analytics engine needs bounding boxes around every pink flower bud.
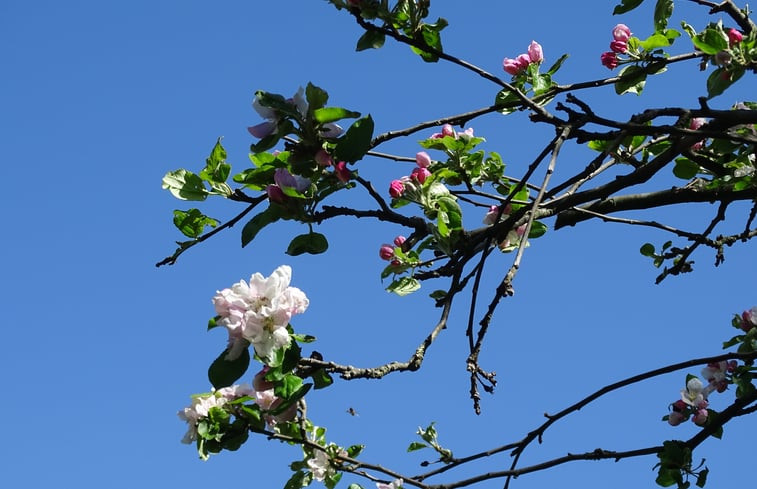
[248,121,276,139]
[672,400,688,412]
[692,408,708,426]
[728,360,738,372]
[393,235,406,247]
[389,179,405,198]
[612,24,632,42]
[668,411,685,426]
[728,28,743,46]
[516,53,531,69]
[441,124,455,137]
[503,58,521,75]
[334,161,350,183]
[610,40,627,53]
[416,151,431,168]
[266,184,286,204]
[600,51,618,70]
[379,244,395,261]
[315,149,333,167]
[689,118,706,130]
[528,41,544,63]
[411,166,431,184]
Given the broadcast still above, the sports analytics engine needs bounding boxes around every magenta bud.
[334,161,350,183]
[266,185,286,204]
[379,244,395,261]
[600,51,618,70]
[441,124,455,137]
[411,166,431,184]
[389,179,405,198]
[393,235,406,247]
[610,40,627,53]
[728,28,743,46]
[315,149,333,167]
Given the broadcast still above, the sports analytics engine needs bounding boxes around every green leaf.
[208,348,251,389]
[200,138,232,184]
[673,157,700,179]
[172,209,219,238]
[494,89,521,114]
[640,33,671,50]
[706,67,744,99]
[429,289,447,301]
[640,243,656,257]
[241,207,280,247]
[613,0,645,14]
[311,369,334,389]
[274,373,303,399]
[654,0,674,31]
[693,27,728,55]
[313,107,361,124]
[410,19,448,62]
[286,232,329,256]
[305,82,329,112]
[407,441,428,452]
[386,276,421,296]
[615,65,647,95]
[283,471,310,489]
[528,221,548,238]
[356,30,385,51]
[162,169,209,201]
[334,115,374,163]
[546,53,569,75]
[346,444,364,458]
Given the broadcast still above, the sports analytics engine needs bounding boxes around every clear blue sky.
[2,1,755,488]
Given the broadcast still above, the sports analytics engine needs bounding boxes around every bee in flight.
[346,407,359,417]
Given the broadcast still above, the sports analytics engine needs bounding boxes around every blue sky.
[2,1,755,488]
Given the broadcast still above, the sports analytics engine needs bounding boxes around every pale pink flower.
[376,479,404,489]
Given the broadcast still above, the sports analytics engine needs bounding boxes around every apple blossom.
[502,57,522,75]
[483,205,500,225]
[702,361,730,393]
[612,24,632,42]
[248,120,277,139]
[266,184,287,204]
[274,167,310,193]
[681,377,710,408]
[527,41,543,63]
[416,151,431,168]
[320,122,344,138]
[212,265,309,363]
[393,235,406,247]
[177,392,229,444]
[253,366,275,391]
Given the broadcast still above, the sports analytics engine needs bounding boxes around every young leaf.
[386,276,421,296]
[313,107,361,124]
[162,169,209,201]
[407,441,428,452]
[673,158,700,179]
[173,209,219,238]
[305,82,329,112]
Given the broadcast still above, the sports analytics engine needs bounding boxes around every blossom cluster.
[388,150,433,198]
[740,306,757,331]
[212,265,309,362]
[177,368,297,444]
[502,41,544,75]
[600,24,632,70]
[666,361,736,426]
[379,235,405,263]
